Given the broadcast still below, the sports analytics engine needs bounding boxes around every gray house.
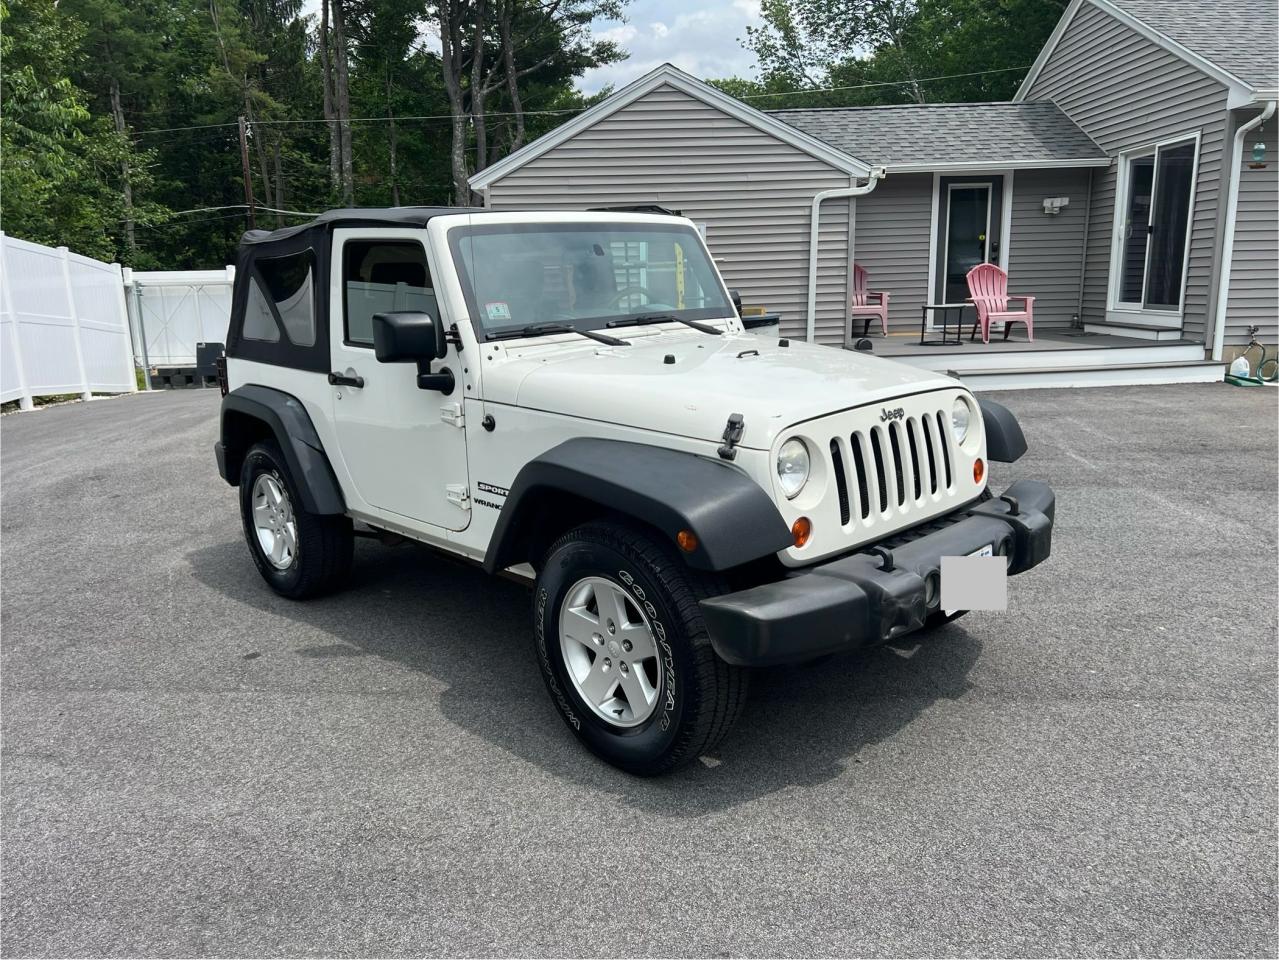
[469,0,1276,380]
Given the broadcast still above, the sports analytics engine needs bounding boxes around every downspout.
[1211,100,1275,361]
[806,168,885,343]
[1074,167,1093,328]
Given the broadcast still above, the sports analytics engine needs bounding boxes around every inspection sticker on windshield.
[485,301,512,322]
[940,547,1006,612]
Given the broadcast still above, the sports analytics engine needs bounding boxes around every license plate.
[942,544,1000,614]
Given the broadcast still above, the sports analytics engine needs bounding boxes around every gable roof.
[770,101,1109,171]
[1017,0,1278,102]
[468,64,872,191]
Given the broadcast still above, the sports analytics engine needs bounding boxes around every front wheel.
[238,440,353,600]
[533,522,747,775]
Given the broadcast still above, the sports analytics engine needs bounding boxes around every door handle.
[328,369,364,388]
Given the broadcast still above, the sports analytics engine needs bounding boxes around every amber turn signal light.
[973,458,985,484]
[676,529,699,553]
[791,517,812,548]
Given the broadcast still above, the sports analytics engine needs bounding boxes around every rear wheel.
[238,440,353,599]
[532,522,747,776]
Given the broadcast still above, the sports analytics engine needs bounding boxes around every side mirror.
[372,311,446,363]
[729,289,743,317]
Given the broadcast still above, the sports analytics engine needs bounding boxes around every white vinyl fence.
[0,232,137,410]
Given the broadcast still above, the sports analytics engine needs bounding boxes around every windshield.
[448,222,732,339]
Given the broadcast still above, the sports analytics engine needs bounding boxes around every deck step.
[890,341,1206,373]
[954,360,1225,391]
[1082,322,1184,341]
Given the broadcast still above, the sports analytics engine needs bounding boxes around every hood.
[481,329,958,450]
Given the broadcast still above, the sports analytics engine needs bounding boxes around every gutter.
[806,168,886,343]
[1211,100,1276,361]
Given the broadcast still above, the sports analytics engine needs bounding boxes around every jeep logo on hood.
[880,407,905,422]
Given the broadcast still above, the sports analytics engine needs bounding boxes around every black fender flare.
[483,438,793,574]
[216,384,346,515]
[978,398,1028,463]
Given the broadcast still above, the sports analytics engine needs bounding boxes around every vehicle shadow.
[187,538,982,817]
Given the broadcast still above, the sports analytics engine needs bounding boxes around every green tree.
[0,0,158,262]
[744,0,1065,106]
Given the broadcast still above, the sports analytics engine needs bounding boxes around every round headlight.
[951,397,972,443]
[777,438,811,499]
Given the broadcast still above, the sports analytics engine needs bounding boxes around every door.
[328,228,470,531]
[1115,136,1198,316]
[936,177,1003,303]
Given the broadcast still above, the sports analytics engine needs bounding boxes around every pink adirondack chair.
[848,263,890,340]
[965,263,1035,344]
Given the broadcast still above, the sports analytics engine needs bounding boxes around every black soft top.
[240,206,469,247]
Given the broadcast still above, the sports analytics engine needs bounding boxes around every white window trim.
[1104,130,1202,326]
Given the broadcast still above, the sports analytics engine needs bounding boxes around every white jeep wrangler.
[214,207,1055,775]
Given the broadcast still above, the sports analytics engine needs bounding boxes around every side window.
[342,240,435,346]
[242,278,281,342]
[255,251,316,347]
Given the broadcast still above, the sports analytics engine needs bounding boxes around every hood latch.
[717,413,745,461]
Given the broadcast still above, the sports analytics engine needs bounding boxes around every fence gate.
[124,268,235,372]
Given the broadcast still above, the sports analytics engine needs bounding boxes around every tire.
[238,440,353,600]
[533,521,748,776]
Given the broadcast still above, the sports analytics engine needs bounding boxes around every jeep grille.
[828,408,958,528]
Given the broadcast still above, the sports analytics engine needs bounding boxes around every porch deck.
[859,329,1222,390]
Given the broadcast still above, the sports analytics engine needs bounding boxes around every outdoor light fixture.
[1251,136,1267,167]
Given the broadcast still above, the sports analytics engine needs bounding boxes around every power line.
[130,63,1034,138]
[735,64,1033,100]
[126,204,319,225]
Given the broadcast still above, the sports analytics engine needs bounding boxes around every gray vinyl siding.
[484,84,854,344]
[850,173,933,331]
[1025,0,1231,342]
[1225,115,1278,346]
[1006,168,1092,328]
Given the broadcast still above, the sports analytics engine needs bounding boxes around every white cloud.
[579,0,763,93]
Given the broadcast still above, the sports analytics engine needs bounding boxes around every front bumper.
[700,479,1055,666]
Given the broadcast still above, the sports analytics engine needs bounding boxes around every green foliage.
[743,0,1066,106]
[0,0,155,261]
[1,0,623,268]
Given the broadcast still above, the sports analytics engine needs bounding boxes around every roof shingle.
[769,101,1108,168]
[1105,0,1278,89]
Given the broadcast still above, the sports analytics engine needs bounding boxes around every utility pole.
[238,116,256,230]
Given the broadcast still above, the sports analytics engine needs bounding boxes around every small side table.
[920,303,967,346]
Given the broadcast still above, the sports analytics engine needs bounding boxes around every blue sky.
[579,0,764,93]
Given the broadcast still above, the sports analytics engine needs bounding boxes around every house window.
[1116,137,1198,311]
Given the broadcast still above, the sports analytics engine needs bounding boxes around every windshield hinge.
[717,412,745,461]
[446,323,464,351]
[445,484,470,509]
[440,402,465,428]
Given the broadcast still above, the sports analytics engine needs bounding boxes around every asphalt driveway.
[2,383,1276,957]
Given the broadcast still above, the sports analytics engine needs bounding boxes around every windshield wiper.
[489,323,630,346]
[606,313,723,335]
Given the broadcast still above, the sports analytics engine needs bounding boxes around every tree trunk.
[320,0,341,194]
[385,68,401,206]
[332,0,354,205]
[498,0,526,153]
[438,0,472,206]
[108,77,136,257]
[470,0,489,179]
